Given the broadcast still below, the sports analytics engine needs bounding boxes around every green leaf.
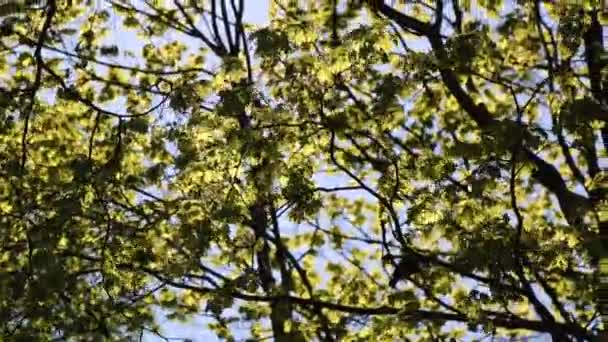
[126,117,149,133]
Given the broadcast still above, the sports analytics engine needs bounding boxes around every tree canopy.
[0,0,607,340]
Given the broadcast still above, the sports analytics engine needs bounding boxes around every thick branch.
[375,4,591,227]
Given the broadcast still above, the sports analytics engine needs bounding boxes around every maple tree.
[0,0,607,340]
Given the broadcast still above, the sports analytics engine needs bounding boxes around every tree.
[0,0,606,340]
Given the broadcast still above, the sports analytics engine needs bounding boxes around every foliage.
[0,0,606,340]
